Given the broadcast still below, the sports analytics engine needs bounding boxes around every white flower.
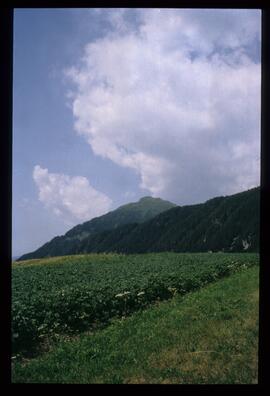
[115,291,131,298]
[137,291,145,297]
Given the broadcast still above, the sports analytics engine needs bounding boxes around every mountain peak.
[139,196,157,202]
[138,196,177,205]
[18,195,176,260]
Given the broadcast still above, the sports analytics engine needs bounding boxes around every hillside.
[98,186,259,254]
[18,196,176,260]
[62,187,259,255]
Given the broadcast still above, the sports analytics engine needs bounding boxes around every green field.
[12,252,258,357]
[12,265,259,384]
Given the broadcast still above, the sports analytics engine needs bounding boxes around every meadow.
[12,252,259,358]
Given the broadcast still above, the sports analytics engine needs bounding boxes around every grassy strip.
[12,266,259,384]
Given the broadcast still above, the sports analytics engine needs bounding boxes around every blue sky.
[13,8,261,257]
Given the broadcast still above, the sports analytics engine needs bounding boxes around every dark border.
[0,1,267,9]
[258,7,270,388]
[0,7,13,386]
[1,1,269,388]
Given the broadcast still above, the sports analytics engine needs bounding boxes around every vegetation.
[18,187,259,260]
[79,186,259,254]
[12,266,259,384]
[12,252,259,357]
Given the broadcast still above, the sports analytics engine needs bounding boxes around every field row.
[12,252,259,355]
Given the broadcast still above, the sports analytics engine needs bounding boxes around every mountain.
[18,187,260,261]
[18,196,176,261]
[71,187,259,255]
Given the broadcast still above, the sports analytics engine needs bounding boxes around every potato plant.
[12,252,259,355]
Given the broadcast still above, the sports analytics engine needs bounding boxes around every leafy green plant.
[12,252,259,355]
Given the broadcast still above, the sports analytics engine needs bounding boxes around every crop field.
[12,252,259,356]
[12,266,259,384]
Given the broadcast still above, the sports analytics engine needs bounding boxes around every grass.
[12,265,259,384]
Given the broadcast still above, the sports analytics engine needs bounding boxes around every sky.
[12,8,261,257]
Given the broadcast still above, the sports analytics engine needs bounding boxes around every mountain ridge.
[18,196,176,260]
[18,187,259,260]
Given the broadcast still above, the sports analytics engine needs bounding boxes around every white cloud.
[65,9,261,204]
[33,165,112,224]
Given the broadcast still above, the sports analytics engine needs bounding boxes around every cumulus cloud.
[33,165,112,224]
[65,9,261,204]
